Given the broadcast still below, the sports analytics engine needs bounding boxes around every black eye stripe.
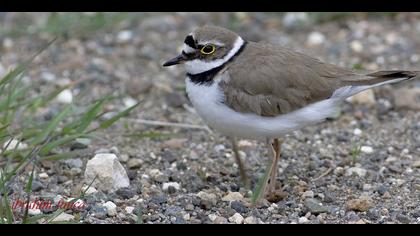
[184,35,196,49]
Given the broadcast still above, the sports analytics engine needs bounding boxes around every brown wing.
[219,42,356,117]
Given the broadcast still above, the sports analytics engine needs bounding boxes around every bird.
[163,25,418,202]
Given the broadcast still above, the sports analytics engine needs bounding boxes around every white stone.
[183,213,190,221]
[228,213,244,224]
[282,12,308,28]
[148,169,166,182]
[346,167,367,177]
[3,139,28,151]
[244,216,259,224]
[84,153,130,192]
[40,72,56,82]
[298,216,309,223]
[117,30,133,43]
[353,128,362,136]
[119,154,129,163]
[81,185,98,195]
[334,167,345,176]
[28,208,42,216]
[52,212,75,222]
[361,146,374,154]
[208,213,218,221]
[162,182,181,191]
[349,89,376,107]
[302,190,314,199]
[413,160,420,168]
[56,89,73,104]
[350,40,363,53]
[307,32,326,46]
[39,172,49,179]
[103,201,117,216]
[3,38,13,49]
[221,192,244,202]
[125,206,135,214]
[123,97,137,108]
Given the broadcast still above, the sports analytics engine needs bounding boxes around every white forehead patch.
[183,43,196,54]
[198,40,225,47]
[185,36,244,75]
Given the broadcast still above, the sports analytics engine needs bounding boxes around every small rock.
[162,150,177,163]
[345,167,367,177]
[333,167,345,176]
[362,184,372,191]
[149,169,167,182]
[230,201,249,214]
[40,72,56,82]
[150,195,167,204]
[213,216,228,224]
[127,158,143,169]
[84,153,130,192]
[349,89,376,107]
[116,187,136,199]
[70,138,91,150]
[162,138,186,149]
[412,160,420,168]
[302,190,314,199]
[39,172,49,179]
[81,185,98,195]
[196,191,217,209]
[91,206,107,220]
[282,12,308,28]
[56,89,73,104]
[360,146,374,154]
[353,128,362,136]
[396,213,412,223]
[28,208,42,216]
[304,198,329,214]
[298,216,309,224]
[162,182,181,193]
[64,158,83,169]
[125,206,135,214]
[382,191,391,199]
[350,40,363,53]
[119,154,129,163]
[117,30,133,43]
[185,204,194,211]
[244,216,259,224]
[376,185,388,195]
[31,181,44,192]
[228,213,244,224]
[221,192,244,202]
[307,32,325,46]
[3,139,28,151]
[213,144,225,153]
[346,195,374,212]
[52,212,75,222]
[103,201,117,216]
[393,88,420,110]
[123,97,137,108]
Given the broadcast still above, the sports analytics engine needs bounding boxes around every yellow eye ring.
[200,44,216,55]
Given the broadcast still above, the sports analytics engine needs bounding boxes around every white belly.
[185,75,342,140]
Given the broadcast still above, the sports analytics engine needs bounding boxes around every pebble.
[81,185,98,195]
[103,201,117,216]
[119,154,129,163]
[396,213,412,223]
[91,206,107,220]
[127,158,143,169]
[31,180,44,192]
[64,158,83,169]
[84,153,130,192]
[346,195,374,212]
[162,138,186,149]
[353,128,362,136]
[39,172,49,179]
[349,89,376,107]
[412,160,420,168]
[282,12,308,28]
[162,182,181,193]
[149,169,167,182]
[52,212,75,222]
[333,167,345,176]
[70,138,91,150]
[244,216,259,224]
[213,144,225,153]
[307,32,326,46]
[3,139,28,151]
[345,167,367,177]
[298,216,309,224]
[125,206,135,214]
[116,187,136,199]
[196,191,217,209]
[228,213,244,224]
[213,216,228,224]
[150,195,167,204]
[117,30,133,43]
[221,192,244,202]
[350,40,363,53]
[230,201,249,214]
[162,150,177,163]
[28,208,42,216]
[360,146,374,154]
[40,72,56,82]
[302,190,314,199]
[393,88,420,110]
[56,89,73,104]
[304,198,329,214]
[123,97,137,108]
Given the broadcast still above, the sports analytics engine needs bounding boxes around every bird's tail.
[332,70,418,99]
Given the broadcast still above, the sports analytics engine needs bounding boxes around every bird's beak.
[163,54,187,67]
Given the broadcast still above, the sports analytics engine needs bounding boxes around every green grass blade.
[23,166,35,224]
[89,102,140,133]
[251,162,272,206]
[39,133,88,156]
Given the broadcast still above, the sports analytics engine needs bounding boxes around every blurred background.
[0,13,419,224]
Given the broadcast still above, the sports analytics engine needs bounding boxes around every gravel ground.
[1,12,420,224]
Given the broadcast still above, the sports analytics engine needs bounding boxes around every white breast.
[185,74,342,140]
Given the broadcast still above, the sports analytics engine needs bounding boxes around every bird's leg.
[230,137,251,189]
[266,138,283,199]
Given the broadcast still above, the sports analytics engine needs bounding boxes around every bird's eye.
[200,44,216,55]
